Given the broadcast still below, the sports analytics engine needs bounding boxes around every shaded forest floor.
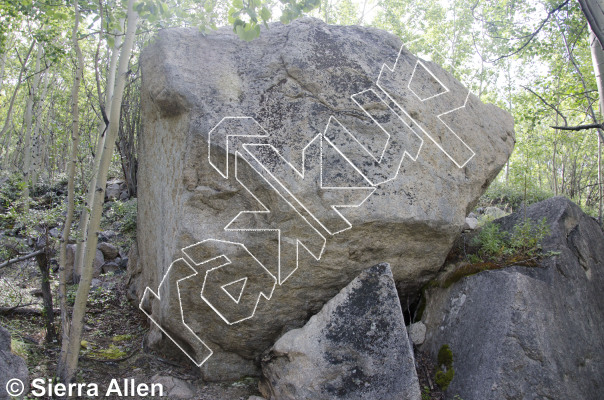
[1,260,262,399]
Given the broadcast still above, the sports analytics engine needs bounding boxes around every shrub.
[471,217,550,261]
[435,368,455,391]
[438,344,453,367]
[102,198,137,235]
[435,344,455,391]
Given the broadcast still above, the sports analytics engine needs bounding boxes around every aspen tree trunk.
[589,28,604,224]
[578,0,604,224]
[0,41,35,165]
[58,0,84,373]
[22,44,43,211]
[0,45,7,94]
[73,25,123,282]
[58,0,138,383]
[31,72,50,188]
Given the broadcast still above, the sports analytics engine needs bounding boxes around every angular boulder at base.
[0,325,29,399]
[131,18,514,379]
[260,263,421,400]
[421,197,604,399]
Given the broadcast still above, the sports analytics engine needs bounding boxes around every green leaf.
[260,6,271,22]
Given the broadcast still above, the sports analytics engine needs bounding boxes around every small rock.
[105,180,124,201]
[464,217,479,230]
[119,190,129,201]
[49,227,60,238]
[98,242,119,260]
[150,375,194,399]
[91,249,105,278]
[90,278,102,288]
[102,262,120,274]
[118,257,129,269]
[407,322,426,346]
[467,212,477,219]
[98,230,117,242]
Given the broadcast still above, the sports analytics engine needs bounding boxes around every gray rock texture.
[260,263,420,400]
[98,242,119,260]
[66,244,104,283]
[131,18,514,378]
[421,197,604,399]
[407,321,426,346]
[0,325,29,400]
[149,375,194,399]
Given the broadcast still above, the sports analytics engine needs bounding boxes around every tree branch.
[551,123,604,131]
[0,250,45,269]
[522,85,568,126]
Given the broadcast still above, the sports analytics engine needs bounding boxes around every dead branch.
[0,250,45,269]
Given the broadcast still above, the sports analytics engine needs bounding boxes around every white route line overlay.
[376,44,476,169]
[139,258,213,367]
[242,134,376,236]
[225,151,327,285]
[185,239,277,325]
[141,42,479,368]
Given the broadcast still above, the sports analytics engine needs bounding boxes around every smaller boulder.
[98,230,117,242]
[105,180,125,202]
[260,263,420,400]
[118,257,128,269]
[97,242,119,260]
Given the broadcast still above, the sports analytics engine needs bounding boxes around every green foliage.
[509,217,550,255]
[435,344,455,391]
[479,181,553,212]
[435,368,455,391]
[229,0,320,41]
[473,222,507,258]
[102,198,137,236]
[421,385,431,400]
[472,217,550,261]
[437,344,453,368]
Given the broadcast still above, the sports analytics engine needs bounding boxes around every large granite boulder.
[260,263,420,400]
[421,197,604,399]
[0,325,29,400]
[131,18,514,379]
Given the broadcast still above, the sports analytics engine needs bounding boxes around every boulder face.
[421,197,604,399]
[260,263,420,400]
[132,18,514,379]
